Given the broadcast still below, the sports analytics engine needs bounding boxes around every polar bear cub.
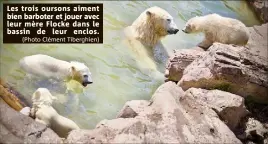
[30,88,80,138]
[182,13,250,49]
[19,54,93,87]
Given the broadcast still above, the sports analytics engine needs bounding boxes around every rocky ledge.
[67,83,246,143]
[166,23,268,104]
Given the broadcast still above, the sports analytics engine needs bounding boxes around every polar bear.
[30,88,80,138]
[182,13,250,49]
[19,54,93,87]
[124,6,179,71]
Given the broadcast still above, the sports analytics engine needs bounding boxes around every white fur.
[127,6,178,47]
[30,88,80,138]
[182,13,250,49]
[19,54,93,86]
[124,6,178,69]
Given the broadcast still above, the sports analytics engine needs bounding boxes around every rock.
[185,88,249,131]
[0,98,62,143]
[246,0,268,23]
[165,24,267,85]
[245,118,268,143]
[246,23,268,58]
[165,48,205,82]
[66,82,242,143]
[178,43,268,104]
[116,100,149,118]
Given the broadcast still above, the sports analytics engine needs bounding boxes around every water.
[0,1,260,129]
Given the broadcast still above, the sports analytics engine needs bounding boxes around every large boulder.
[185,88,249,131]
[66,82,242,143]
[0,98,62,143]
[165,24,268,89]
[178,43,268,104]
[164,48,205,82]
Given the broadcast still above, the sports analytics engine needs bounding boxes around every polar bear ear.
[71,66,76,72]
[71,66,76,74]
[146,11,152,17]
[70,66,77,78]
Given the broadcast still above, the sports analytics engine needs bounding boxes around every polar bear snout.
[82,81,93,87]
[166,18,179,35]
[181,29,187,33]
[82,74,93,87]
[167,20,179,35]
[167,28,179,34]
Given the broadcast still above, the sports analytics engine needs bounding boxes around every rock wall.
[66,82,242,143]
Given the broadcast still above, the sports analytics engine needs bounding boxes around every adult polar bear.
[30,88,80,138]
[19,54,93,87]
[124,6,179,73]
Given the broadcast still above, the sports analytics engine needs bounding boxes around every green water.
[0,1,260,129]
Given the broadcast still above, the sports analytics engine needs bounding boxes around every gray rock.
[165,25,268,97]
[0,98,62,143]
[66,82,242,143]
[116,100,149,118]
[185,88,249,131]
[165,48,205,82]
[246,23,268,58]
[178,42,268,104]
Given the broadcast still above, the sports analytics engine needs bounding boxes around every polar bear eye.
[83,75,88,78]
[166,19,171,22]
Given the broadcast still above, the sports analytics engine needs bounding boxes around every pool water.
[0,0,260,129]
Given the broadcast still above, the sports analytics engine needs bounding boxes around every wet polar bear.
[124,6,179,72]
[30,88,80,138]
[182,13,250,49]
[19,54,93,87]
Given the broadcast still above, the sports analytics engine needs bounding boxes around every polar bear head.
[130,6,179,47]
[69,61,93,87]
[32,88,57,107]
[182,16,204,33]
[145,6,179,36]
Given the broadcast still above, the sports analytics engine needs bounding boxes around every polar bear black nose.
[168,29,179,34]
[174,29,179,34]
